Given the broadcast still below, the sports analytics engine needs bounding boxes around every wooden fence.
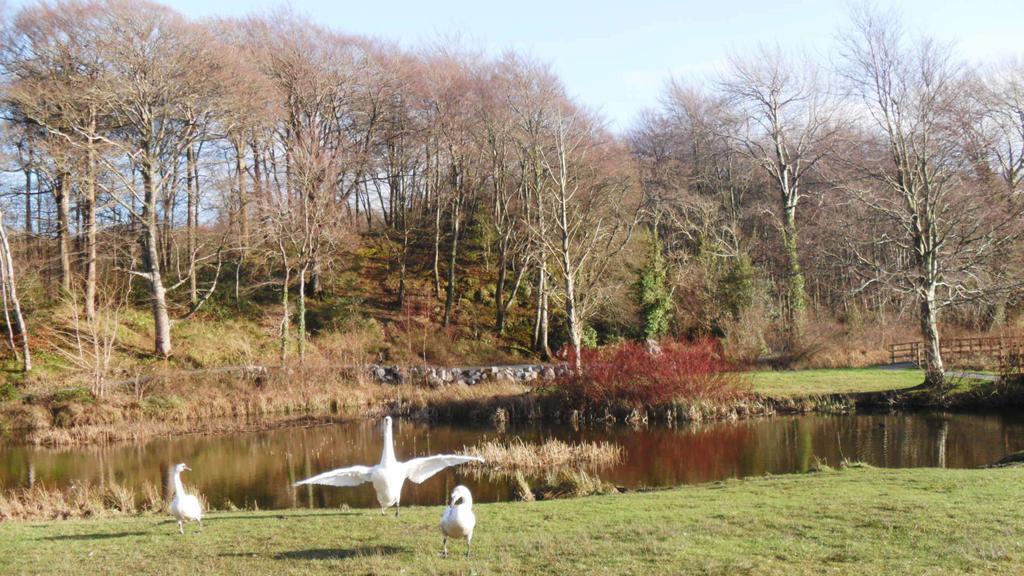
[889,336,1024,366]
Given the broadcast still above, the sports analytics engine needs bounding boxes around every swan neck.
[381,420,396,465]
[172,470,186,497]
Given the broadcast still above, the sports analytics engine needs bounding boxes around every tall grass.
[508,469,620,501]
[0,481,164,521]
[458,438,623,470]
[0,480,209,521]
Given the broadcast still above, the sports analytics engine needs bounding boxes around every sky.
[16,0,1024,131]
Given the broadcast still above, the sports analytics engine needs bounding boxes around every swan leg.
[394,501,400,517]
[380,506,386,516]
[178,520,184,535]
[466,537,472,559]
[442,537,448,558]
[198,519,203,533]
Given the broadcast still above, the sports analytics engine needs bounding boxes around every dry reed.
[508,469,620,501]
[458,437,623,470]
[0,480,204,521]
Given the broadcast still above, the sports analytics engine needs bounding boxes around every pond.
[1,411,1022,510]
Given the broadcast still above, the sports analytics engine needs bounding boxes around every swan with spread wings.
[295,416,483,516]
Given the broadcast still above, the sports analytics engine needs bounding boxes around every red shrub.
[555,340,746,409]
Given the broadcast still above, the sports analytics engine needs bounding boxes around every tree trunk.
[0,211,31,372]
[397,229,409,307]
[280,263,291,362]
[55,173,71,295]
[432,200,442,300]
[443,198,461,327]
[161,172,173,273]
[235,141,249,249]
[84,136,98,320]
[186,144,198,305]
[298,263,307,359]
[495,238,508,334]
[782,206,806,343]
[555,155,583,370]
[560,232,582,370]
[141,155,172,357]
[23,166,32,235]
[987,297,1007,330]
[309,258,322,296]
[533,265,552,359]
[920,282,944,387]
[251,141,265,204]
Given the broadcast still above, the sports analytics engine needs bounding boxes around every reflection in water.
[1,411,1023,510]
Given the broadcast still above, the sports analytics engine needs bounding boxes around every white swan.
[168,463,203,535]
[295,416,483,516]
[440,485,476,559]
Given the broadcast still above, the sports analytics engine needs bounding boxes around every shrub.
[633,233,673,340]
[0,380,18,403]
[555,339,745,409]
[715,254,755,322]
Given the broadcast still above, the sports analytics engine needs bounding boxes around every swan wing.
[403,455,483,484]
[181,495,203,520]
[294,465,373,487]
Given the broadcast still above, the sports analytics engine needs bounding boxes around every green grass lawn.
[2,466,1023,575]
[750,367,925,397]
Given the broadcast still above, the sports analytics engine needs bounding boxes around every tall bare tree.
[839,6,1024,386]
[721,46,840,342]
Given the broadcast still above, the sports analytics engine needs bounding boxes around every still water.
[1,412,1021,510]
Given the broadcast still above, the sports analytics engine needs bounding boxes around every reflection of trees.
[5,413,1024,509]
[936,419,950,468]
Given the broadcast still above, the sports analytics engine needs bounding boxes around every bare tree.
[541,109,639,367]
[720,46,841,342]
[0,211,31,372]
[89,2,226,356]
[839,6,1024,386]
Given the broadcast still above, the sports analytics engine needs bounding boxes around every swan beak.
[183,466,192,472]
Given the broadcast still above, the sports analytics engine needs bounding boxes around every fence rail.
[889,336,1024,366]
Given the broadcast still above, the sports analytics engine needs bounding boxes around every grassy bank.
[749,367,924,397]
[7,360,1021,447]
[0,373,532,446]
[1,466,1023,575]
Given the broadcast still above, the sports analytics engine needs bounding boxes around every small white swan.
[295,416,483,516]
[168,463,203,535]
[440,485,476,559]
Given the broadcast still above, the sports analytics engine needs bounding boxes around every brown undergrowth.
[0,360,535,446]
[0,481,169,521]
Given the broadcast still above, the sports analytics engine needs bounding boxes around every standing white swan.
[440,485,476,559]
[169,463,203,535]
[295,416,483,516]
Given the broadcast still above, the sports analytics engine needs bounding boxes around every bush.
[555,340,745,409]
[633,233,673,340]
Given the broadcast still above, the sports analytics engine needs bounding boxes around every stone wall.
[368,363,569,387]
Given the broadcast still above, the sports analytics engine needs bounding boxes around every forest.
[0,0,1021,395]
